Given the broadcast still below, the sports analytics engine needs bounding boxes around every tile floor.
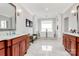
[25,38,70,56]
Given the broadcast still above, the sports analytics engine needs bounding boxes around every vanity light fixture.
[71,4,77,16]
[71,9,77,16]
[17,9,22,16]
[71,9,77,14]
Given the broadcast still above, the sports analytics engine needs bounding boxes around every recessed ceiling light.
[45,8,48,11]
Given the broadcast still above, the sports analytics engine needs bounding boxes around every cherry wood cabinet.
[63,34,79,56]
[70,36,76,56]
[77,37,79,56]
[11,35,30,56]
[5,39,12,56]
[0,34,30,56]
[63,34,71,52]
[12,43,19,56]
[19,40,26,56]
[0,41,5,56]
[26,35,30,49]
[0,49,5,56]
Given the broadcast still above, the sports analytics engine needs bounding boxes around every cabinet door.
[24,35,30,50]
[19,40,26,56]
[70,36,76,56]
[63,35,66,47]
[0,41,5,56]
[63,35,69,51]
[27,36,30,49]
[12,44,19,56]
[0,49,5,56]
[76,43,79,56]
[67,37,71,52]
[6,40,11,56]
[76,37,79,56]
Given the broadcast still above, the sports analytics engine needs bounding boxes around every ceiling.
[20,3,73,18]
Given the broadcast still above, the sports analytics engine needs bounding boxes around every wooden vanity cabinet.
[12,43,19,56]
[63,34,71,52]
[76,43,79,55]
[11,35,30,56]
[76,37,79,56]
[6,40,12,56]
[11,37,21,56]
[63,35,67,49]
[0,35,30,56]
[63,34,78,56]
[0,49,5,56]
[19,39,26,56]
[70,36,76,56]
[26,35,30,49]
[0,41,5,56]
[66,35,70,52]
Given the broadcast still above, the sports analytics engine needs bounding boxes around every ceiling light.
[45,8,48,11]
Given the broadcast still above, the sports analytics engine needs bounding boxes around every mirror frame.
[77,5,79,31]
[0,3,16,31]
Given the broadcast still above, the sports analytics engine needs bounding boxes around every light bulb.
[17,9,22,13]
[71,9,77,14]
[17,9,22,16]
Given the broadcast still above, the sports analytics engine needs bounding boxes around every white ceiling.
[20,3,73,18]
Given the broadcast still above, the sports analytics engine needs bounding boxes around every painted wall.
[33,15,39,34]
[15,4,33,35]
[56,14,63,43]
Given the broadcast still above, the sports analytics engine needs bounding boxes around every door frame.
[38,18,56,38]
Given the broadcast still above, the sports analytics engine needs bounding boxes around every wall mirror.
[64,17,69,32]
[0,3,16,31]
[77,5,79,32]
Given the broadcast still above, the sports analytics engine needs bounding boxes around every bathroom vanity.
[0,34,30,56]
[63,33,79,56]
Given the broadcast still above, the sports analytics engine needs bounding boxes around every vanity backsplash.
[0,31,16,37]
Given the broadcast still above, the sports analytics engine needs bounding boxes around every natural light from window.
[41,20,53,32]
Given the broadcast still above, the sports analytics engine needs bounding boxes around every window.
[41,20,53,32]
[0,20,7,29]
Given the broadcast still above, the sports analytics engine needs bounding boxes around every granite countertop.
[64,32,79,37]
[0,33,28,41]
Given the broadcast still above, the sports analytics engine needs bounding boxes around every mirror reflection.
[0,3,16,31]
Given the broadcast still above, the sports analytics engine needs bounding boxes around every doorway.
[38,18,56,39]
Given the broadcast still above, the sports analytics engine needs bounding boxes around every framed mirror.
[64,17,69,32]
[0,3,16,31]
[77,5,79,32]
